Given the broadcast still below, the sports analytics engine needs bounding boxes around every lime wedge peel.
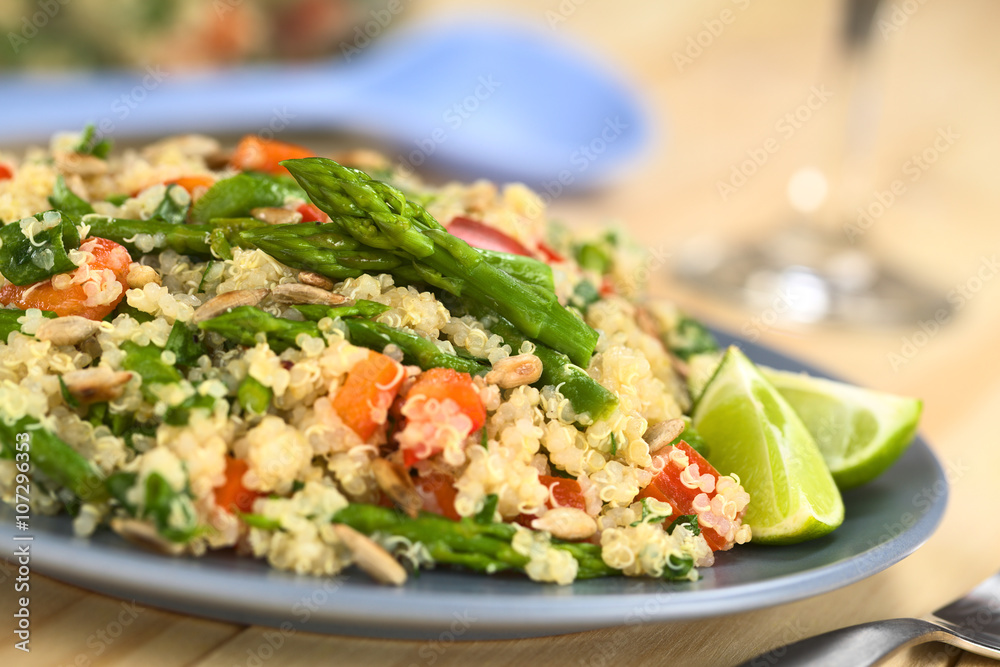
[692,346,845,545]
[762,368,922,491]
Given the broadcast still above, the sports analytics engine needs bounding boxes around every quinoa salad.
[0,130,752,586]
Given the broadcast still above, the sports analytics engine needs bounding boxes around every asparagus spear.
[331,504,619,579]
[197,305,321,353]
[293,301,486,373]
[83,216,219,257]
[0,416,108,502]
[280,158,597,367]
[81,214,553,291]
[343,318,487,375]
[474,310,618,424]
[292,300,390,321]
[240,223,555,290]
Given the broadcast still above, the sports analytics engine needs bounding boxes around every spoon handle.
[0,61,367,144]
[738,618,951,666]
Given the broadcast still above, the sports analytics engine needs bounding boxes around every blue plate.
[0,332,946,640]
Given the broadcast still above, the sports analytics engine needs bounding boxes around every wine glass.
[674,0,950,326]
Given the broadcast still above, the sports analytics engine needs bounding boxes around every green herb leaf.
[239,512,282,531]
[630,498,672,526]
[0,210,82,285]
[73,124,113,159]
[58,375,81,408]
[663,553,695,580]
[475,494,500,524]
[190,173,300,223]
[164,320,203,367]
[668,316,719,361]
[48,176,95,216]
[238,375,272,415]
[666,514,701,536]
[151,184,190,225]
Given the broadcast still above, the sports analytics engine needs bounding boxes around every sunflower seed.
[646,418,686,455]
[62,368,133,405]
[371,458,422,518]
[484,353,543,389]
[35,316,105,346]
[142,134,221,159]
[331,523,407,586]
[251,207,303,225]
[191,288,269,323]
[111,518,186,556]
[270,283,348,306]
[297,271,335,290]
[55,152,108,176]
[531,508,597,540]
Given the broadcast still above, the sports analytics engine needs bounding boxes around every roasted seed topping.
[484,353,543,389]
[192,288,269,323]
[251,207,303,225]
[270,283,348,306]
[61,367,133,405]
[370,458,422,518]
[35,316,106,346]
[646,418,686,455]
[332,523,407,586]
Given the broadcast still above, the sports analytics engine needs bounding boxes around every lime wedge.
[692,346,844,544]
[761,368,922,491]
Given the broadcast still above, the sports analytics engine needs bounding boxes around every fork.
[739,572,1000,666]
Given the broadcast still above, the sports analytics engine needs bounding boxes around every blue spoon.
[0,17,649,187]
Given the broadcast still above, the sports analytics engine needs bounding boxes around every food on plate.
[1,0,380,70]
[0,130,918,585]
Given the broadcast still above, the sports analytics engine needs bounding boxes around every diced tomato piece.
[538,475,587,511]
[395,368,486,466]
[648,442,717,512]
[537,241,564,263]
[229,135,314,176]
[0,163,13,181]
[406,367,486,430]
[168,175,216,196]
[515,474,588,527]
[414,472,461,521]
[214,456,260,514]
[0,237,130,321]
[447,216,532,257]
[599,275,617,297]
[397,367,486,466]
[296,202,328,223]
[332,351,405,441]
[638,440,749,551]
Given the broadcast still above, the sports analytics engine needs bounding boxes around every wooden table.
[3,1,999,665]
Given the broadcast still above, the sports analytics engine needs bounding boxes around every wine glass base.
[673,225,951,327]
